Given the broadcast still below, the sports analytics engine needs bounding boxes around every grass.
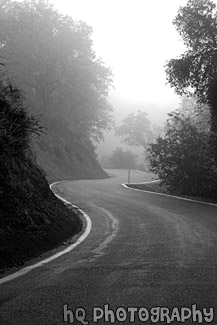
[128,181,217,205]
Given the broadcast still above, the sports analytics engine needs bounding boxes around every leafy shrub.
[148,110,217,196]
[0,82,43,157]
[110,147,137,169]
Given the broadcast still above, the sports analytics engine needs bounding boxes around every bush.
[110,147,137,169]
[148,110,217,196]
[0,82,43,157]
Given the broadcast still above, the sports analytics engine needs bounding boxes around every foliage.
[177,96,211,132]
[0,0,113,142]
[165,0,217,131]
[115,110,153,148]
[148,101,217,196]
[109,147,137,169]
[0,81,43,157]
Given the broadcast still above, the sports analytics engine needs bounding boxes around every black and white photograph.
[0,0,217,324]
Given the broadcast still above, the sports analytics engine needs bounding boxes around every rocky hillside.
[0,154,82,272]
[34,115,109,182]
[0,84,83,272]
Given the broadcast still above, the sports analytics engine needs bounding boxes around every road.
[1,169,217,324]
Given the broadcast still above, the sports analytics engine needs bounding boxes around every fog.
[51,0,187,106]
[51,0,217,165]
[50,0,190,162]
[96,91,181,163]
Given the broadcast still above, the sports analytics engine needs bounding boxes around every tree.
[148,101,217,196]
[0,0,113,142]
[115,110,153,148]
[109,147,137,169]
[165,0,217,133]
[177,96,211,132]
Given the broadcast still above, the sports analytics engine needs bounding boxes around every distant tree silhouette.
[110,147,137,169]
[116,110,153,149]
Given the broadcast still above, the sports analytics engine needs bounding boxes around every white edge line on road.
[0,181,92,285]
[122,181,217,207]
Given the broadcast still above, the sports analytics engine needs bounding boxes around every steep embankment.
[0,153,83,272]
[34,116,109,182]
[0,86,83,273]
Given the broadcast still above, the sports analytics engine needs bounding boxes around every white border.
[0,181,92,285]
[122,180,217,207]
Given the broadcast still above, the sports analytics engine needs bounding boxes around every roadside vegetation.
[124,0,217,202]
[149,0,217,199]
[148,97,217,198]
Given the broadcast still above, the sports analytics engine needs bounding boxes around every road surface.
[1,169,217,324]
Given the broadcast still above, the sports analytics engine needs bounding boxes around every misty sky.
[50,0,215,158]
[51,0,189,109]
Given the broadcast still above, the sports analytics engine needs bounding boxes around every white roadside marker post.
[128,169,131,185]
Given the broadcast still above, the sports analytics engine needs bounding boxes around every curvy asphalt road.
[1,169,217,324]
